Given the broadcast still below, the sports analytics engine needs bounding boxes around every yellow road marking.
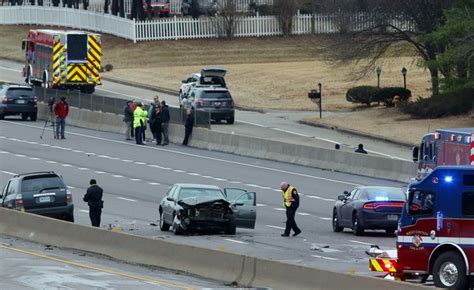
[0,244,195,290]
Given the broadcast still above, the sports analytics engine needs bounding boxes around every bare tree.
[326,0,454,95]
[215,0,239,38]
[273,0,297,36]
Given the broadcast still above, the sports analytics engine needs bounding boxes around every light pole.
[376,66,382,88]
[401,67,407,89]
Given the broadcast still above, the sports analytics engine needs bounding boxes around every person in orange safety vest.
[281,181,301,237]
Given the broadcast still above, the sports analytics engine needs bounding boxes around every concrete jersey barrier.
[0,208,429,290]
[37,104,416,182]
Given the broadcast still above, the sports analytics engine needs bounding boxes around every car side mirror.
[343,191,349,195]
[166,197,174,202]
[338,195,346,201]
[233,202,244,206]
[21,40,26,50]
[412,146,419,162]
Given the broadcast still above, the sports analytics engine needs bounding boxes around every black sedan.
[159,183,256,235]
[332,186,405,235]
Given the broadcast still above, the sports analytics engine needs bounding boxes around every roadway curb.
[299,120,414,148]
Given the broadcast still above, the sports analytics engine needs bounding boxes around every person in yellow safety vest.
[133,102,147,145]
[280,181,301,237]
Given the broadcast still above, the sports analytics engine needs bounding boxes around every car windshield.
[178,188,225,200]
[365,187,405,200]
[21,175,65,192]
[200,91,231,99]
[7,88,34,99]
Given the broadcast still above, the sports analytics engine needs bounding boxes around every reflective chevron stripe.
[87,34,102,84]
[67,64,88,82]
[369,258,397,273]
[52,41,64,85]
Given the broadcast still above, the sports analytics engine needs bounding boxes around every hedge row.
[346,86,412,106]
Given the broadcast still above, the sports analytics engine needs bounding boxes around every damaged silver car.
[159,184,256,235]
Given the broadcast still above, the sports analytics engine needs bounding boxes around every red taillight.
[15,194,24,210]
[2,96,7,104]
[195,98,204,108]
[67,190,73,203]
[363,202,404,210]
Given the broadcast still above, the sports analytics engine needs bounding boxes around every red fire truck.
[21,29,102,94]
[369,166,474,289]
[412,128,474,178]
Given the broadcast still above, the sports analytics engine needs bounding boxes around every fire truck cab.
[397,166,474,289]
[21,29,102,94]
[412,128,474,178]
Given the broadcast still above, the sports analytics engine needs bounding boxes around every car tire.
[433,251,469,289]
[352,213,364,236]
[159,211,170,231]
[64,214,74,223]
[225,222,236,235]
[21,113,28,121]
[332,209,343,232]
[172,213,183,235]
[80,85,95,94]
[0,113,4,120]
[30,113,37,122]
[385,229,396,234]
[227,117,234,124]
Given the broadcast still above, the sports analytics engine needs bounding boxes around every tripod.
[40,111,56,139]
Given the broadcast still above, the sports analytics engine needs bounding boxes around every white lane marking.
[96,87,136,98]
[273,208,285,211]
[272,189,281,192]
[366,149,410,161]
[259,186,272,190]
[307,195,336,202]
[349,240,373,246]
[117,197,137,202]
[297,212,310,216]
[130,178,142,182]
[27,141,38,145]
[187,173,200,176]
[0,170,16,175]
[29,157,41,160]
[148,182,160,185]
[266,225,285,230]
[135,162,147,165]
[271,127,311,138]
[245,184,260,188]
[214,178,227,181]
[40,144,50,147]
[109,157,120,160]
[51,146,62,149]
[0,66,21,73]
[61,164,73,167]
[79,209,89,213]
[0,151,8,154]
[85,152,96,156]
[98,155,109,158]
[72,150,83,153]
[202,175,212,178]
[68,186,76,189]
[77,167,89,171]
[237,120,268,128]
[312,255,339,261]
[224,238,248,245]
[46,161,57,164]
[112,175,124,178]
[319,217,332,221]
[314,137,340,144]
[5,122,364,186]
[256,204,267,207]
[228,181,242,184]
[173,169,185,173]
[95,171,106,174]
[123,159,133,162]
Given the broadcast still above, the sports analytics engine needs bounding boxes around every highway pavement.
[0,59,412,160]
[0,119,405,278]
[0,234,230,289]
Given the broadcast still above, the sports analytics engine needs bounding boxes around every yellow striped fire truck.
[22,29,102,94]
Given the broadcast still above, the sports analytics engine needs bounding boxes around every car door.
[0,181,11,207]
[341,189,358,226]
[3,180,18,209]
[163,186,177,223]
[224,188,257,229]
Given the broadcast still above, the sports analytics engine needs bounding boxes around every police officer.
[83,179,103,227]
[280,181,301,237]
[133,102,147,145]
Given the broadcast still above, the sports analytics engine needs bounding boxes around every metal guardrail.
[33,87,211,128]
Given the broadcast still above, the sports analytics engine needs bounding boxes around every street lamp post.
[401,67,407,89]
[376,66,382,88]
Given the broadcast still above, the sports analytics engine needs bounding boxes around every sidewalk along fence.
[33,87,211,128]
[0,6,135,40]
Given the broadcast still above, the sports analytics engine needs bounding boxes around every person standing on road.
[133,102,147,145]
[123,100,134,140]
[53,96,69,139]
[160,100,170,145]
[141,102,147,144]
[129,100,136,138]
[83,179,103,228]
[150,105,162,145]
[280,182,301,237]
[148,96,160,141]
[182,108,194,146]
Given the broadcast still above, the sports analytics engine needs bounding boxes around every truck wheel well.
[429,244,469,275]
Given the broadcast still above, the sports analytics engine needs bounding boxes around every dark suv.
[0,172,74,222]
[189,86,235,124]
[0,83,38,121]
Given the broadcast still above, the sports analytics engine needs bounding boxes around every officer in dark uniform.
[83,179,103,227]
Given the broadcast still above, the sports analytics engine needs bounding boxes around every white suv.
[179,67,227,107]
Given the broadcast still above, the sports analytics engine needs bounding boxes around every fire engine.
[21,29,102,94]
[369,166,474,289]
[412,128,474,178]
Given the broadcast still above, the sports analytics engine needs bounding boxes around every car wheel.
[385,229,396,234]
[172,213,183,235]
[227,117,234,124]
[30,113,37,122]
[352,213,364,236]
[64,214,74,223]
[433,251,469,289]
[225,222,236,235]
[21,113,28,121]
[332,209,343,232]
[159,211,170,231]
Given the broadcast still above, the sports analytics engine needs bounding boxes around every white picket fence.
[0,6,416,42]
